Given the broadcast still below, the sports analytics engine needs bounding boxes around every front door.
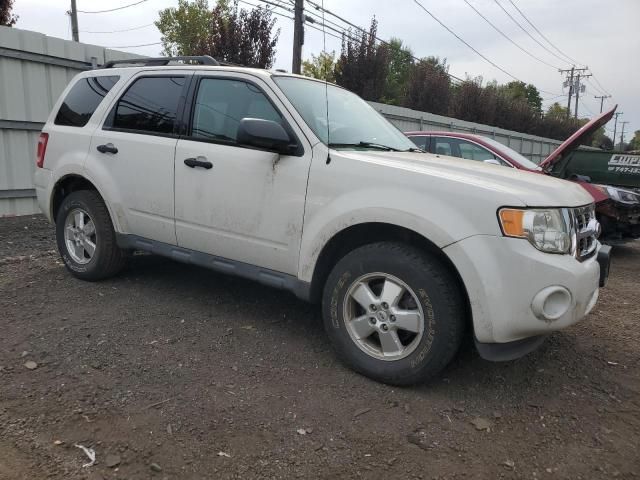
[174,73,311,275]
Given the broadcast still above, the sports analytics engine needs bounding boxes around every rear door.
[86,72,190,245]
[173,72,312,275]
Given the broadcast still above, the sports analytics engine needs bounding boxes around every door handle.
[97,143,118,154]
[184,157,213,170]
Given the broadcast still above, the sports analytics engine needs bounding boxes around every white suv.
[34,56,610,385]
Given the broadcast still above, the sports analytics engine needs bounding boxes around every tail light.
[36,132,49,168]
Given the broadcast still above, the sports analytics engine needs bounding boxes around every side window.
[54,75,119,127]
[433,138,454,157]
[191,78,283,143]
[111,76,185,135]
[408,135,428,151]
[458,141,496,161]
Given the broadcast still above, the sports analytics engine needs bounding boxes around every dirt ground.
[0,214,638,480]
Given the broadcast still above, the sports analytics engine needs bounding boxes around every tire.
[55,190,126,281]
[322,242,465,386]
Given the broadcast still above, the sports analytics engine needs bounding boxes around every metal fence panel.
[0,26,140,216]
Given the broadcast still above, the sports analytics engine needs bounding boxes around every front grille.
[571,205,598,261]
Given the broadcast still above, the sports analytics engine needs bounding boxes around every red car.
[406,107,639,242]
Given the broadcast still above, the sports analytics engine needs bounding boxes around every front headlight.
[602,185,640,205]
[499,208,572,254]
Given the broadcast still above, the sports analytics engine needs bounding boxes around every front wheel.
[55,190,126,281]
[322,242,466,385]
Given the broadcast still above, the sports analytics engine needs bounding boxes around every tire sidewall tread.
[322,242,465,386]
[55,190,125,281]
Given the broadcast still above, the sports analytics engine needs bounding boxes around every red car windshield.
[479,137,541,171]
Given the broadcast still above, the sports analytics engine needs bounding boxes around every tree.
[626,130,640,152]
[156,0,280,68]
[448,77,485,123]
[335,18,390,101]
[382,38,414,105]
[156,0,211,56]
[302,51,337,83]
[402,56,450,115]
[590,127,614,150]
[0,0,18,26]
[545,102,570,121]
[501,81,542,116]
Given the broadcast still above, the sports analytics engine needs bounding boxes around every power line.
[594,94,612,113]
[506,0,584,67]
[238,0,294,20]
[81,23,155,34]
[462,0,559,70]
[306,0,465,83]
[492,0,571,67]
[105,41,161,48]
[78,0,148,14]
[579,98,594,117]
[591,75,611,96]
[506,0,612,100]
[412,0,527,84]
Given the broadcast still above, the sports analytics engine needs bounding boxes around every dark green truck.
[550,150,640,241]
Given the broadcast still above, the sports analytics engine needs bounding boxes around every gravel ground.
[0,214,639,480]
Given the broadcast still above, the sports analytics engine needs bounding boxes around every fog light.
[531,286,572,322]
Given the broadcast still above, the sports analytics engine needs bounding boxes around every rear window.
[111,76,185,135]
[54,76,119,127]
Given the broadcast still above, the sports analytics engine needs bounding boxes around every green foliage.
[626,130,640,152]
[402,57,450,115]
[302,51,337,83]
[156,0,280,68]
[590,127,614,150]
[501,81,542,116]
[335,18,390,101]
[382,38,414,105]
[545,102,570,121]
[156,0,211,56]
[0,0,18,26]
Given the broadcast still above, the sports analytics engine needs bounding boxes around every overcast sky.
[13,0,639,142]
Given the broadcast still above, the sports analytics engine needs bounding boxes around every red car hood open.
[539,105,617,171]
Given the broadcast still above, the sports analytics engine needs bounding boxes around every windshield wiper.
[328,141,401,152]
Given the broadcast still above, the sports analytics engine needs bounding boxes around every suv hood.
[342,150,594,208]
[539,105,617,171]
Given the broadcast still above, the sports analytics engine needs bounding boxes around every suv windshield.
[480,136,542,170]
[273,76,418,152]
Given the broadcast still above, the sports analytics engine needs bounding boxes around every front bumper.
[444,235,602,345]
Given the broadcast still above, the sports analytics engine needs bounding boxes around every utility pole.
[70,0,80,42]
[594,95,611,113]
[573,72,592,119]
[613,112,623,148]
[619,121,630,150]
[559,66,589,119]
[292,0,304,74]
[560,66,574,118]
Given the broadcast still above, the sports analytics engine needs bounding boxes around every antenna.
[321,0,331,165]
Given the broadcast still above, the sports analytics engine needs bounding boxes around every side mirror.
[237,118,294,154]
[483,159,502,166]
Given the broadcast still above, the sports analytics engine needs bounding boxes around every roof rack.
[102,55,220,69]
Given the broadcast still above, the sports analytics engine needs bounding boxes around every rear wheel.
[322,242,465,385]
[56,190,126,281]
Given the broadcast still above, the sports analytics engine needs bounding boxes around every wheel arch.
[307,222,471,326]
[50,175,111,226]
